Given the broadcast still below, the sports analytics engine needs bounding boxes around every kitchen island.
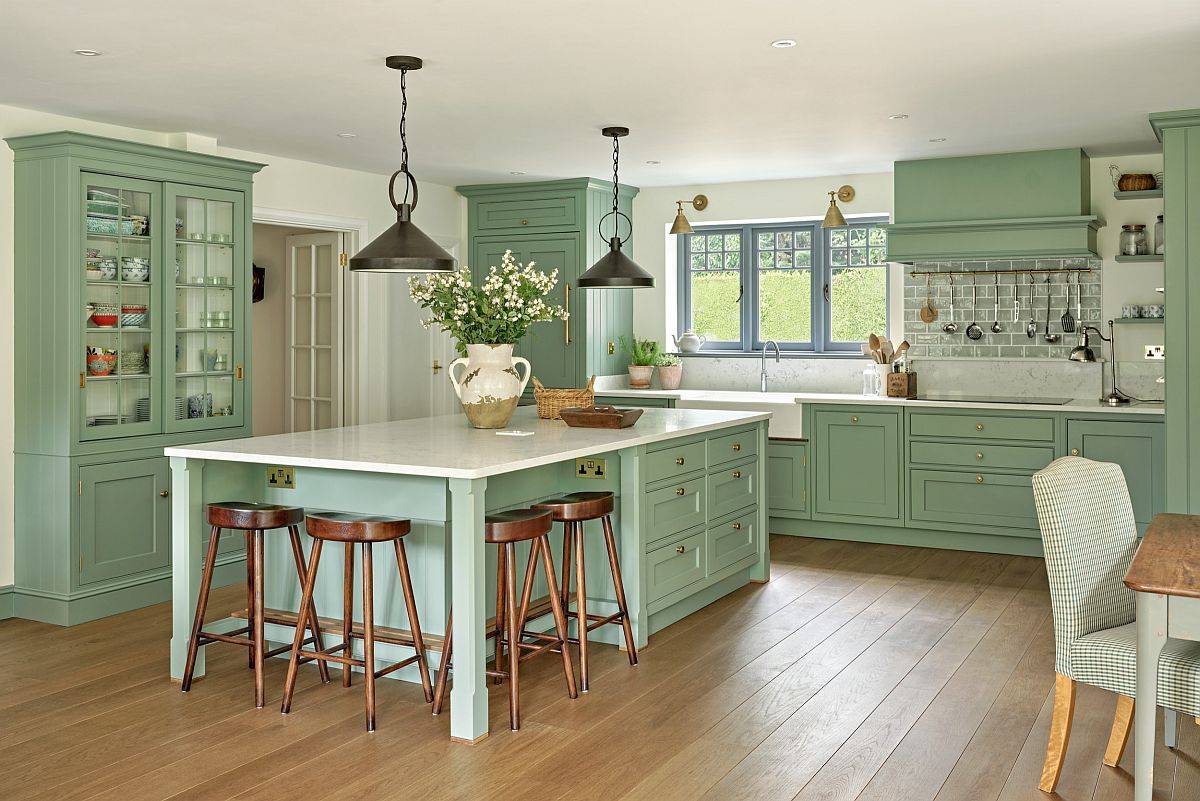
[164,406,770,741]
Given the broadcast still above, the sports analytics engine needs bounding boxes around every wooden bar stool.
[181,502,331,708]
[280,511,433,732]
[533,491,637,692]
[431,508,578,731]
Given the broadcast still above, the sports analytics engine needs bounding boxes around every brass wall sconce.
[669,194,710,234]
[822,185,855,228]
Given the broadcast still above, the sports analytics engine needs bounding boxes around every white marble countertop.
[164,407,771,479]
[595,387,1164,416]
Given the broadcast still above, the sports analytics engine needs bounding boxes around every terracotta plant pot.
[628,365,654,389]
[658,364,683,390]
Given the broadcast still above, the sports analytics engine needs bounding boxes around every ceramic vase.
[658,364,683,390]
[628,365,654,389]
[448,344,531,429]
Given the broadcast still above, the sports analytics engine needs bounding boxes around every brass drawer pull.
[159,490,170,497]
[676,457,685,465]
[520,219,529,226]
[563,284,571,345]
[732,522,742,530]
[732,443,741,451]
[851,416,859,423]
[975,452,984,460]
[975,475,984,483]
[1071,448,1080,456]
[975,423,984,431]
[733,470,742,478]
[675,545,686,554]
[675,487,686,496]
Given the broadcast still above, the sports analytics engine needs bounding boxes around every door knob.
[1071,448,1080,456]
[675,487,686,496]
[675,545,686,554]
[159,490,170,497]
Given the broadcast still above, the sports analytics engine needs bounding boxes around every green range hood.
[885,148,1104,264]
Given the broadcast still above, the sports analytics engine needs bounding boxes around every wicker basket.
[532,375,595,419]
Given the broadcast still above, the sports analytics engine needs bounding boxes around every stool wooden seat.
[181,502,331,708]
[532,491,637,692]
[280,512,432,731]
[432,508,578,731]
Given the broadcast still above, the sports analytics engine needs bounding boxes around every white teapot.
[672,331,707,353]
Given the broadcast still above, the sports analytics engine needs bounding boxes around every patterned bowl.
[121,259,150,282]
[86,351,117,376]
[121,313,148,328]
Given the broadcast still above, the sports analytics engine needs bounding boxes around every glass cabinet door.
[80,174,161,440]
[165,184,246,432]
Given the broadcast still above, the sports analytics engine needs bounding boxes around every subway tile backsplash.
[904,258,1101,359]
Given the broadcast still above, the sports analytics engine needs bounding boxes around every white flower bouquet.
[408,250,568,356]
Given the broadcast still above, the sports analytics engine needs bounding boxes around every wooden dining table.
[1123,513,1200,801]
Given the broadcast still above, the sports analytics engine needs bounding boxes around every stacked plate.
[134,397,151,423]
[119,350,147,375]
[87,414,121,427]
[175,397,187,420]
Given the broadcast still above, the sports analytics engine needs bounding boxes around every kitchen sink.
[672,391,803,439]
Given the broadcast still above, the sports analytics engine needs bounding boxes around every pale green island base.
[166,410,769,742]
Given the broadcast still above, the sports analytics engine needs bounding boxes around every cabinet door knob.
[975,423,984,431]
[676,457,685,465]
[675,545,686,554]
[732,443,741,451]
[159,490,170,497]
[975,475,984,483]
[851,416,859,423]
[675,487,685,496]
[732,470,742,478]
[520,219,529,226]
[1071,448,1080,456]
[732,522,742,530]
[975,452,984,460]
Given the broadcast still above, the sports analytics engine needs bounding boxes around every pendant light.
[578,126,654,289]
[821,185,855,229]
[349,56,454,273]
[669,194,710,235]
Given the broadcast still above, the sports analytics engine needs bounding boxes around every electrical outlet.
[575,457,607,479]
[1145,345,1165,360]
[267,466,296,489]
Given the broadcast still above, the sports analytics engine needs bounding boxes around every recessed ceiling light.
[336,132,357,139]
[770,39,797,48]
[509,170,526,176]
[72,49,102,57]
[645,160,661,166]
[887,113,909,120]
[928,137,947,142]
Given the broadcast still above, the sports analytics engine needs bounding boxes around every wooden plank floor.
[0,536,1186,800]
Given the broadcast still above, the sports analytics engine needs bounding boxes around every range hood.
[885,148,1104,263]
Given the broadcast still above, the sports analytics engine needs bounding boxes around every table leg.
[169,457,206,680]
[1135,591,1167,801]
[448,477,488,743]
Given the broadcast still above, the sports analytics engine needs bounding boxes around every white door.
[285,232,344,432]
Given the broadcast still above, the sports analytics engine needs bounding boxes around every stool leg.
[394,538,433,703]
[362,542,377,732]
[281,539,323,714]
[432,610,452,716]
[561,522,574,613]
[538,535,578,700]
[504,542,521,730]
[288,526,331,684]
[181,525,223,692]
[245,530,256,670]
[342,542,354,687]
[574,523,589,693]
[493,542,507,686]
[252,531,267,708]
[601,514,638,666]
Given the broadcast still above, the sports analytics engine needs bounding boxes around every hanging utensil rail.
[908,266,1091,279]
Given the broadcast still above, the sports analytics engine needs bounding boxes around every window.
[678,218,889,353]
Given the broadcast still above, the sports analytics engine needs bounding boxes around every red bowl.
[92,314,118,327]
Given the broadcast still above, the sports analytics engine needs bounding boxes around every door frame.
[284,231,345,432]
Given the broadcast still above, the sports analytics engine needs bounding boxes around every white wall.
[0,103,464,588]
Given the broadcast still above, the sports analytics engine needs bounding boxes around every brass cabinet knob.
[1071,448,1080,456]
[159,490,170,497]
[851,416,859,423]
[732,443,741,451]
[975,423,984,431]
[733,470,742,478]
[975,475,984,483]
[676,457,685,465]
[732,522,742,530]
[975,452,984,460]
[676,545,686,554]
[675,487,685,496]
[521,219,529,226]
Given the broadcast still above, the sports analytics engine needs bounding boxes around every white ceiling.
[2,0,1198,187]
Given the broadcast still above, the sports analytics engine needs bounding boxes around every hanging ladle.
[942,274,959,334]
[1043,275,1060,343]
[1025,273,1038,339]
[965,274,983,340]
[990,273,1003,333]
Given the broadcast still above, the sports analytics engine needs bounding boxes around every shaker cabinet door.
[812,408,901,521]
[1066,420,1164,530]
[78,457,171,585]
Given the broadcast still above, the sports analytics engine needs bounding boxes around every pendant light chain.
[398,67,410,203]
[611,133,620,217]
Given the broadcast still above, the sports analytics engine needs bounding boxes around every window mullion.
[743,223,755,352]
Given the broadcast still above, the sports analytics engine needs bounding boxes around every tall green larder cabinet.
[8,131,263,625]
[456,179,639,389]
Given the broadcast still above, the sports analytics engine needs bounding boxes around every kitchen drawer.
[708,428,758,467]
[909,469,1039,531]
[643,476,707,548]
[644,440,707,485]
[646,530,706,603]
[707,458,758,520]
[908,411,1054,442]
[707,509,758,576]
[475,195,578,233]
[909,441,1055,471]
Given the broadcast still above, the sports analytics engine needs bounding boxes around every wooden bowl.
[1117,173,1157,191]
[559,405,644,429]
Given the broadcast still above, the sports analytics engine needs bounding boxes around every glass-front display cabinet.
[10,131,262,625]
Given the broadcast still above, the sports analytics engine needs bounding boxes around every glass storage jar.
[1120,224,1148,256]
[1155,215,1165,255]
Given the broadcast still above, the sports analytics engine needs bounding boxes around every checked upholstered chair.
[1032,456,1200,793]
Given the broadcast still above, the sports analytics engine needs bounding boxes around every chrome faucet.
[760,340,780,392]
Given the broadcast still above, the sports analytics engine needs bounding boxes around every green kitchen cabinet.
[812,407,901,521]
[8,131,262,625]
[909,469,1039,533]
[1067,419,1165,530]
[767,440,808,515]
[458,179,638,391]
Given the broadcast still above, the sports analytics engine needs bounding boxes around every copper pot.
[1117,173,1157,192]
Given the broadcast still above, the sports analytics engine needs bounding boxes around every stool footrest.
[231,607,445,652]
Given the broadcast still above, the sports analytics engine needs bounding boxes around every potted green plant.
[620,336,660,389]
[655,352,683,390]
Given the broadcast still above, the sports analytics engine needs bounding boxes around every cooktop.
[912,394,1074,405]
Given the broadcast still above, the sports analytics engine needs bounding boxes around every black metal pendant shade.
[349,55,454,274]
[578,126,654,289]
